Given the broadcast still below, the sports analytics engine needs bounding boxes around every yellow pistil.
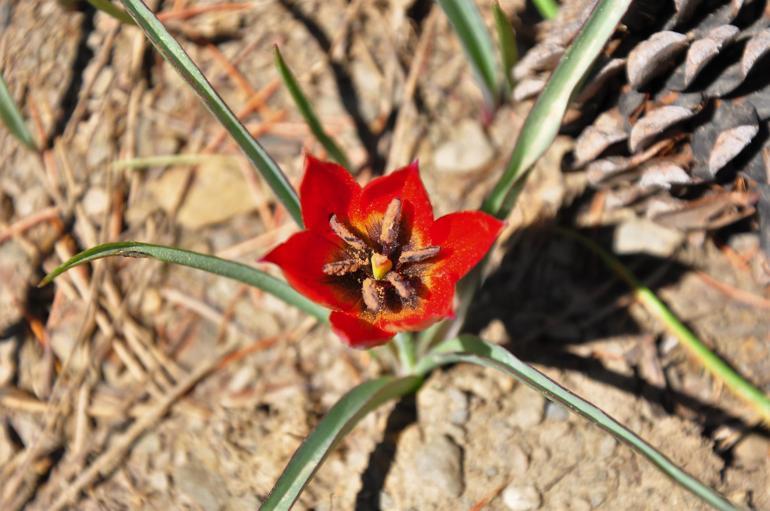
[370,253,392,280]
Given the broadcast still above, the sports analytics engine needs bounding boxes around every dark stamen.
[380,198,401,251]
[386,272,413,300]
[329,215,368,252]
[323,258,366,276]
[362,278,383,311]
[399,246,440,264]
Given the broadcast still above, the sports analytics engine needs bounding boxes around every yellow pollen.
[370,253,392,280]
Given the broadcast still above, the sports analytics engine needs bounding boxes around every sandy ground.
[0,1,768,509]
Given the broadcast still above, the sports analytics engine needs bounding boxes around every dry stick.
[696,271,770,310]
[156,1,255,21]
[62,26,119,140]
[0,206,61,243]
[385,8,438,171]
[48,342,239,511]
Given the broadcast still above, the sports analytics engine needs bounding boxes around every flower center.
[370,253,392,280]
[322,197,441,313]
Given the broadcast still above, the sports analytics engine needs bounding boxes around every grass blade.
[482,0,631,218]
[118,0,302,226]
[262,375,422,510]
[556,227,770,424]
[493,2,517,91]
[417,335,739,511]
[0,73,37,151]
[274,46,351,169]
[87,0,135,24]
[532,0,559,20]
[436,0,500,105]
[39,241,328,321]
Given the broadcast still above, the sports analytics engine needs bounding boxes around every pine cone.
[516,0,770,258]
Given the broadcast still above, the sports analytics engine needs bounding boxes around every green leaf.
[87,0,135,24]
[118,0,303,226]
[417,336,739,511]
[274,46,351,170]
[492,2,517,91]
[39,241,329,322]
[483,0,632,218]
[262,375,422,510]
[436,0,500,105]
[0,72,37,151]
[532,0,559,20]
[555,227,770,424]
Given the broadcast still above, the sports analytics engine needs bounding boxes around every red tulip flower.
[263,156,503,348]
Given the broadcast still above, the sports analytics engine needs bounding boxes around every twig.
[696,271,770,310]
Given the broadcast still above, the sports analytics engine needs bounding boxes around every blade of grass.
[482,0,631,219]
[39,241,329,321]
[118,0,302,226]
[273,46,351,169]
[436,0,500,105]
[262,375,423,510]
[0,73,37,151]
[417,335,739,511]
[532,0,559,20]
[555,227,770,424]
[87,0,135,24]
[492,2,517,92]
[113,153,233,170]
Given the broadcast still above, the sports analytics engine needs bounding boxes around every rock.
[0,242,33,335]
[0,338,16,386]
[433,120,494,175]
[147,158,258,229]
[613,218,684,257]
[543,400,569,421]
[446,388,470,425]
[412,434,464,498]
[732,432,770,467]
[173,462,227,511]
[508,386,544,428]
[502,483,541,510]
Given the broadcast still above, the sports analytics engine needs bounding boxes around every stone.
[412,434,464,498]
[613,217,684,257]
[543,400,569,421]
[0,242,33,335]
[433,120,494,175]
[173,462,227,511]
[502,483,542,510]
[732,432,770,467]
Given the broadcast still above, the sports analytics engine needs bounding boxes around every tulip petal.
[353,161,434,243]
[262,231,360,311]
[300,154,361,231]
[330,311,394,348]
[430,211,504,280]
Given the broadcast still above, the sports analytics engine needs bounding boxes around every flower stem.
[394,332,417,374]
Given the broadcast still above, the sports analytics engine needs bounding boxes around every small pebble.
[502,484,541,510]
[544,400,569,421]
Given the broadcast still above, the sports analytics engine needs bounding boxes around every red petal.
[430,211,504,280]
[375,274,456,332]
[262,231,360,311]
[351,161,434,243]
[330,311,393,348]
[300,154,361,231]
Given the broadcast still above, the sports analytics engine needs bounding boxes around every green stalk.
[0,73,37,151]
[274,46,351,169]
[394,332,417,374]
[533,0,559,20]
[556,227,770,424]
[119,0,302,226]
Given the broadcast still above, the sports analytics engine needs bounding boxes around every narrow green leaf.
[87,0,135,24]
[555,227,770,424]
[0,73,37,151]
[262,376,422,510]
[113,153,232,170]
[118,0,303,226]
[492,2,517,91]
[39,241,329,322]
[532,0,559,20]
[274,46,351,169]
[417,336,739,511]
[483,0,631,218]
[436,0,500,105]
